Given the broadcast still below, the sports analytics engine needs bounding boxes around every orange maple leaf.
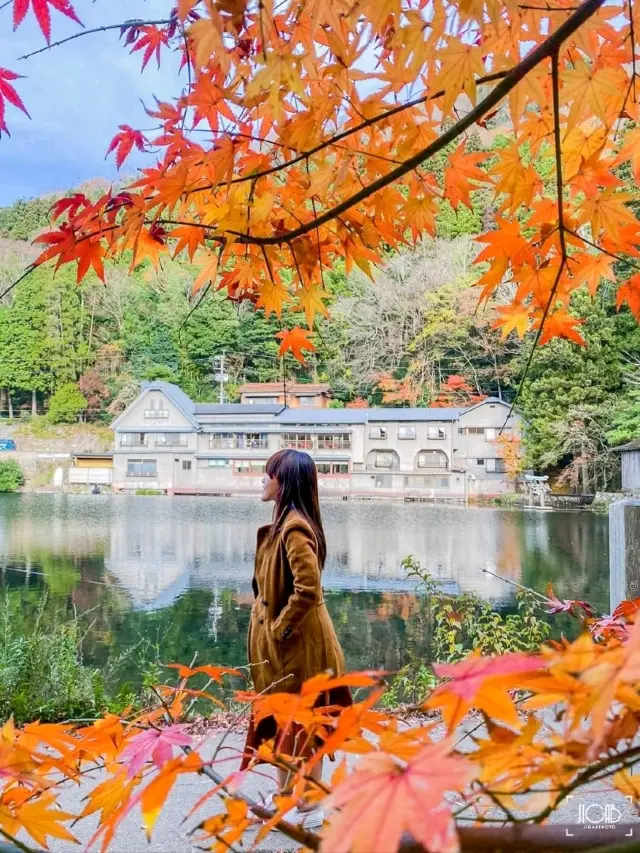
[536,308,585,346]
[568,251,616,296]
[617,274,640,320]
[276,327,316,362]
[444,143,489,210]
[321,740,473,853]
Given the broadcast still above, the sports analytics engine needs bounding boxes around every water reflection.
[0,495,610,684]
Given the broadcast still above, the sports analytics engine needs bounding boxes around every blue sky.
[0,1,181,205]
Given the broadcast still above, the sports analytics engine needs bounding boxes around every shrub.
[0,595,106,722]
[0,460,24,493]
[47,383,87,424]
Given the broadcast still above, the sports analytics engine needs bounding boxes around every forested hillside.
[1,139,640,490]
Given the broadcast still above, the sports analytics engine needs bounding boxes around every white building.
[110,382,521,499]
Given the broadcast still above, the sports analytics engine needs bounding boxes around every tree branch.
[218,0,606,246]
[18,20,173,60]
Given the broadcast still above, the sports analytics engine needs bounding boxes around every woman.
[242,449,351,824]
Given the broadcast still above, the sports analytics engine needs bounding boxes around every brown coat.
[247,511,346,695]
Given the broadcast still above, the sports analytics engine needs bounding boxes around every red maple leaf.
[322,740,472,853]
[119,724,192,779]
[50,192,89,222]
[131,26,170,71]
[13,0,82,44]
[545,583,594,618]
[106,125,148,169]
[0,67,29,136]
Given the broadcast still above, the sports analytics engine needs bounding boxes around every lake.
[0,495,610,688]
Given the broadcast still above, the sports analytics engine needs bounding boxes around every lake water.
[0,495,610,688]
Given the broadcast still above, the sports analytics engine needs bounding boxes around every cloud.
[0,1,181,204]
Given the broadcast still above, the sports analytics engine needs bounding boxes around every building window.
[208,459,231,468]
[316,462,349,475]
[398,425,416,440]
[298,396,316,406]
[417,451,448,469]
[120,433,146,447]
[469,427,485,435]
[485,428,496,441]
[317,433,351,450]
[476,458,485,466]
[182,460,192,471]
[247,396,278,404]
[234,460,267,475]
[210,433,268,450]
[281,433,313,450]
[374,451,394,468]
[428,425,446,440]
[127,459,157,478]
[209,433,235,449]
[369,425,387,440]
[144,397,169,419]
[486,458,507,473]
[156,433,188,446]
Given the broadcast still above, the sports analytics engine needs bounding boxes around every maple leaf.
[561,59,626,128]
[106,125,147,169]
[0,67,29,136]
[13,0,82,44]
[568,251,616,296]
[536,308,585,346]
[131,26,169,71]
[444,143,488,210]
[425,651,543,730]
[119,724,192,779]
[296,283,329,327]
[545,583,594,618]
[617,274,640,320]
[493,302,530,339]
[577,190,637,240]
[166,663,241,681]
[2,790,76,848]
[276,327,316,363]
[256,277,289,318]
[50,192,88,222]
[76,238,106,283]
[321,740,473,853]
[434,40,485,116]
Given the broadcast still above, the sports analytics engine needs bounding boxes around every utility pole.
[212,353,228,404]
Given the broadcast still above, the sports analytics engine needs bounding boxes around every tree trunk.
[7,391,13,420]
[0,388,6,418]
[580,440,589,494]
[31,389,37,418]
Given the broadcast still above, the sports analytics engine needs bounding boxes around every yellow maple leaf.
[493,303,531,338]
[256,277,289,318]
[561,59,627,129]
[296,283,329,326]
[434,40,485,116]
[577,190,637,240]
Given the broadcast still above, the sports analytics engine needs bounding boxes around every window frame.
[427,425,446,440]
[369,425,387,440]
[398,425,417,440]
[417,451,447,469]
[126,459,157,478]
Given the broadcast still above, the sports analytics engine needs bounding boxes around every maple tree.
[3,0,640,367]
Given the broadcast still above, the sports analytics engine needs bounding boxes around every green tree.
[47,383,87,424]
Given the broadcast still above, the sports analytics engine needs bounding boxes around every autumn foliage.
[3,0,640,364]
[0,595,637,852]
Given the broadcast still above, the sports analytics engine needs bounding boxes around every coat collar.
[256,523,272,544]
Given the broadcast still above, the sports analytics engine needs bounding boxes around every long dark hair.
[266,449,327,568]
